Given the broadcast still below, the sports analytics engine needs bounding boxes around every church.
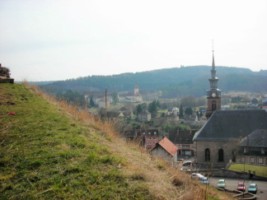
[193,50,267,168]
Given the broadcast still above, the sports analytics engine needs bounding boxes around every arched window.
[205,148,210,162]
[231,150,236,162]
[212,100,216,111]
[218,149,224,162]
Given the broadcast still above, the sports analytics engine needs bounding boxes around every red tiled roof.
[158,136,178,156]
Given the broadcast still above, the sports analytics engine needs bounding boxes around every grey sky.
[1,0,267,81]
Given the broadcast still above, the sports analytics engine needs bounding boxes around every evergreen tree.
[148,100,159,117]
[179,104,184,118]
[89,96,96,107]
[135,103,147,115]
[111,92,119,105]
[185,107,193,116]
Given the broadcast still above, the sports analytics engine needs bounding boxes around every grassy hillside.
[0,83,232,199]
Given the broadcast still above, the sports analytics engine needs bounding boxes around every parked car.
[199,177,209,185]
[217,179,225,189]
[237,181,246,191]
[191,173,209,184]
[191,173,204,179]
[180,160,193,171]
[248,183,257,194]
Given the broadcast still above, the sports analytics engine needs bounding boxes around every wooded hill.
[41,66,267,97]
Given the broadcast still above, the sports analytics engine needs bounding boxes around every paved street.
[209,177,267,200]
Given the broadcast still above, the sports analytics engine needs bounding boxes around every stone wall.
[194,140,239,168]
[0,78,14,83]
[151,145,177,163]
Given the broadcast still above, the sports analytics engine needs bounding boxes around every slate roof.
[240,129,267,148]
[193,110,267,141]
[169,130,196,144]
[155,136,178,156]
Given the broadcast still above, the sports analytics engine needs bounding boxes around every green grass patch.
[228,163,267,178]
[0,83,153,199]
[207,196,220,200]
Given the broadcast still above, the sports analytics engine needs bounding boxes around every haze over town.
[1,0,267,81]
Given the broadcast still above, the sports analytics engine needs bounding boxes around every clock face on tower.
[212,92,216,97]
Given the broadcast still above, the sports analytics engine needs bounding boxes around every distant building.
[151,136,178,163]
[137,111,151,122]
[119,85,143,103]
[134,84,140,96]
[136,129,160,149]
[237,129,267,166]
[193,110,267,168]
[169,129,196,160]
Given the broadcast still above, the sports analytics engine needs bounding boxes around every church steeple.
[212,49,215,69]
[206,47,221,119]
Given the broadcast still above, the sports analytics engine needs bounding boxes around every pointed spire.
[212,50,215,68]
[212,40,215,69]
[206,41,221,119]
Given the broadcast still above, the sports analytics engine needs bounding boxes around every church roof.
[169,130,196,144]
[240,129,267,148]
[193,110,267,141]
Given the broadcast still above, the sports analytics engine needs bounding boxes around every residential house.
[169,129,196,160]
[137,111,151,122]
[137,129,160,150]
[150,136,178,163]
[237,129,267,166]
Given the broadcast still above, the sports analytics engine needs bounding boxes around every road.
[209,177,267,200]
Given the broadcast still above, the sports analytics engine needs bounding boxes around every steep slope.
[0,83,232,199]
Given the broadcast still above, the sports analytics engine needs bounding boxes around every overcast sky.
[1,0,267,81]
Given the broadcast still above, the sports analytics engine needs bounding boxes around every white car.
[191,173,204,179]
[180,161,193,171]
[217,179,226,189]
[191,173,209,184]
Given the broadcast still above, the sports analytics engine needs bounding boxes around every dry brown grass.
[24,83,234,200]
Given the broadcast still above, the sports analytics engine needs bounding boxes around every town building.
[150,136,178,163]
[193,50,267,168]
[137,111,151,122]
[237,129,267,166]
[169,129,196,160]
[193,110,267,168]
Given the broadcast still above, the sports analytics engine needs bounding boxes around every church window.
[218,149,224,162]
[205,148,210,162]
[212,100,216,111]
[231,150,236,162]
